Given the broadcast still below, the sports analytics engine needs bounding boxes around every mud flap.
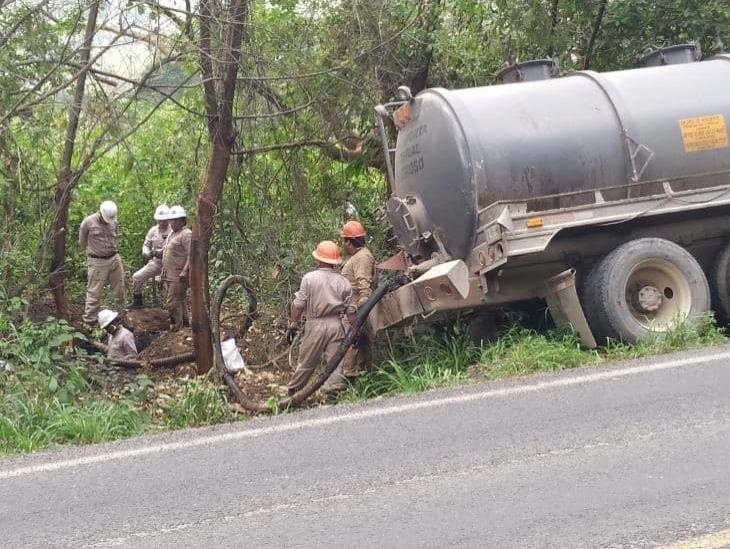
[544,269,598,348]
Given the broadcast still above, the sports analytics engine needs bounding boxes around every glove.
[143,251,152,261]
[153,249,164,259]
[286,324,299,345]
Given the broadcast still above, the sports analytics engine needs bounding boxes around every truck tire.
[583,238,710,344]
[710,242,730,324]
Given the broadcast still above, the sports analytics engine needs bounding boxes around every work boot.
[129,294,144,309]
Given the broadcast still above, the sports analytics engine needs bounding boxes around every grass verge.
[0,301,235,455]
[1,300,725,455]
[340,312,726,402]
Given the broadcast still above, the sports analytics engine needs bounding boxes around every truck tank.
[387,55,730,262]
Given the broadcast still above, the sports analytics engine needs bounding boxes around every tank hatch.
[495,59,559,84]
[639,43,701,67]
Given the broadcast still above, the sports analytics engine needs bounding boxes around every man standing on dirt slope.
[79,201,125,325]
[98,309,137,363]
[161,205,192,332]
[321,220,376,395]
[285,240,356,396]
[130,204,171,309]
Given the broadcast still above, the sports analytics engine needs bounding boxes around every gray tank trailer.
[370,44,730,346]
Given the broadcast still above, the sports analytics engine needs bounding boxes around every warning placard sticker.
[679,114,729,153]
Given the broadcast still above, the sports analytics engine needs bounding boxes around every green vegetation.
[2,0,728,312]
[0,304,233,455]
[160,375,231,429]
[340,313,727,402]
[0,304,147,453]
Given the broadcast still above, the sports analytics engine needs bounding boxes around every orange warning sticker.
[679,114,729,153]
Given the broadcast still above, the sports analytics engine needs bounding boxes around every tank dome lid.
[639,43,701,67]
[495,59,559,84]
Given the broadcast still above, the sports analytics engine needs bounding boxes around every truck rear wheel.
[583,238,710,344]
[710,242,730,324]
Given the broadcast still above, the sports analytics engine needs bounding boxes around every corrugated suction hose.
[213,274,407,413]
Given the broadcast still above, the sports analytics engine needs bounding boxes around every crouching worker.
[98,309,137,363]
[285,241,355,396]
[130,204,170,308]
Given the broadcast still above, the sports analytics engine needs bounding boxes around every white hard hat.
[100,201,118,223]
[167,205,186,219]
[154,204,170,221]
[98,309,119,329]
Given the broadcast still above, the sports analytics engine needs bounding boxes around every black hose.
[85,339,196,369]
[214,274,407,413]
[209,275,262,409]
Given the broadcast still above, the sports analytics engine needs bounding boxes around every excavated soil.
[126,306,296,403]
[26,295,305,407]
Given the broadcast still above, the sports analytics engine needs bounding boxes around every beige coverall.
[79,213,125,324]
[161,226,192,331]
[107,326,138,363]
[132,224,170,295]
[286,268,353,392]
[322,247,376,392]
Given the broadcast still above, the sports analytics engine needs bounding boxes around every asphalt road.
[1,347,730,548]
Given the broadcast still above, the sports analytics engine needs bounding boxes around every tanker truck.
[368,45,730,347]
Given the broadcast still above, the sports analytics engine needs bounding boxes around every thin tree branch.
[583,0,608,69]
[0,31,124,126]
[0,0,51,48]
[198,0,218,123]
[233,133,374,161]
[549,0,560,56]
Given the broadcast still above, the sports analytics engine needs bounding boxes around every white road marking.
[1,350,729,481]
[659,528,730,549]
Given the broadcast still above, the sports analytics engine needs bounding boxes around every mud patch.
[126,308,170,335]
[26,294,82,323]
[126,308,171,352]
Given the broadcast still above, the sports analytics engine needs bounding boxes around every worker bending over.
[130,204,170,308]
[79,201,125,325]
[286,240,355,395]
[161,205,191,332]
[98,309,137,363]
[321,220,376,394]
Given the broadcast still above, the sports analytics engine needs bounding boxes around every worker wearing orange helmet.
[285,240,355,395]
[321,220,376,394]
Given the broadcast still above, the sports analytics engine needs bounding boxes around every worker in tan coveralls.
[161,205,191,332]
[285,240,355,395]
[130,204,170,308]
[98,309,137,363]
[321,220,376,394]
[79,201,125,324]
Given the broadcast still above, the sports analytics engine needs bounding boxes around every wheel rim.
[625,259,692,331]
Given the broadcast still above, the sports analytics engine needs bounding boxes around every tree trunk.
[191,0,248,374]
[190,128,235,374]
[49,0,100,319]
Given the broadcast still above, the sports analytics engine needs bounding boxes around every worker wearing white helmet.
[161,205,192,331]
[130,204,171,308]
[79,201,125,324]
[98,309,137,363]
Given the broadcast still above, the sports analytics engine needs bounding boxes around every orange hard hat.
[312,240,342,265]
[340,220,367,238]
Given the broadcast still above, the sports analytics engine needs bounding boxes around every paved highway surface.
[1,346,729,548]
